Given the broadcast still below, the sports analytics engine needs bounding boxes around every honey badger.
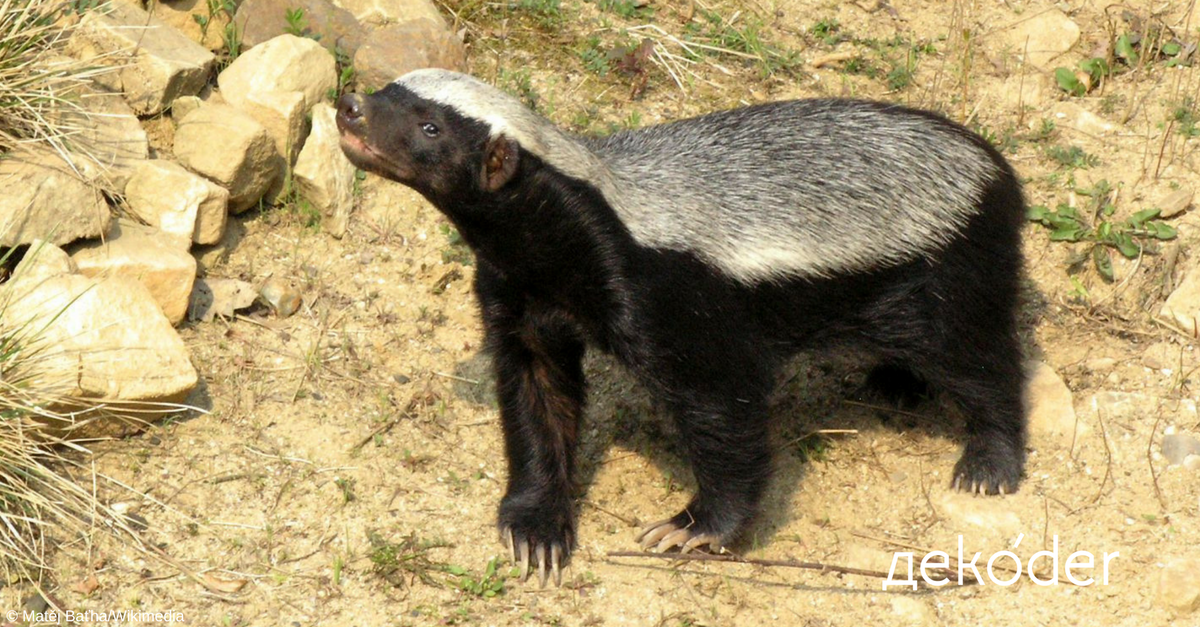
[336,69,1028,586]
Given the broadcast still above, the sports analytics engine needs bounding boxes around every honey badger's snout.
[335,93,366,136]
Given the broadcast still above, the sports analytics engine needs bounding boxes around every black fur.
[336,84,1028,571]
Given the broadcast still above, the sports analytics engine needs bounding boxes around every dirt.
[10,0,1200,625]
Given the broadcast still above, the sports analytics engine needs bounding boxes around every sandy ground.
[8,0,1200,625]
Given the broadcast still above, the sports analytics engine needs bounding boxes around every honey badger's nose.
[336,93,365,133]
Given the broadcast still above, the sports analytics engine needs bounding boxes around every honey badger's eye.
[421,122,439,137]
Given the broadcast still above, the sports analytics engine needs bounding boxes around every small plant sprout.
[1027,179,1178,281]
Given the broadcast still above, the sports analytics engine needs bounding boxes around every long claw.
[551,544,562,586]
[681,534,721,554]
[634,518,673,543]
[518,539,530,581]
[536,544,547,588]
[655,528,692,553]
[505,528,516,562]
[637,521,677,549]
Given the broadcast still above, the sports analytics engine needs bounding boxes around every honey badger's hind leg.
[637,388,773,554]
[864,363,930,411]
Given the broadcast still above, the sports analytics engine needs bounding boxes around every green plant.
[450,557,508,598]
[1045,144,1099,169]
[593,0,650,19]
[1171,98,1200,137]
[283,7,308,38]
[513,0,563,29]
[684,9,801,77]
[367,531,451,588]
[810,18,842,46]
[439,223,473,266]
[1054,57,1110,96]
[1028,180,1178,281]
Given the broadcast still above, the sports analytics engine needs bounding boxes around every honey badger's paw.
[951,441,1024,495]
[497,497,574,587]
[636,519,725,554]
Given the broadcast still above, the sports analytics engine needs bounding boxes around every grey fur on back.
[398,69,1002,283]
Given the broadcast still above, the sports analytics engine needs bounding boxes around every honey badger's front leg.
[477,265,585,587]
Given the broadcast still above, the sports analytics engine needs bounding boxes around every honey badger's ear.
[482,134,520,192]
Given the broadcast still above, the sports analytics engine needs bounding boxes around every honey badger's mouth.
[337,131,411,182]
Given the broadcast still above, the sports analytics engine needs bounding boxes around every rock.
[937,492,1022,537]
[67,2,214,115]
[259,278,302,317]
[1050,102,1117,136]
[353,18,466,91]
[890,597,935,623]
[1157,557,1200,615]
[1141,342,1176,371]
[1162,433,1200,466]
[332,0,445,26]
[7,241,76,287]
[125,160,229,247]
[188,277,258,321]
[234,0,364,56]
[173,103,283,213]
[171,95,203,121]
[1083,357,1117,372]
[70,221,198,325]
[60,87,150,191]
[148,0,229,51]
[0,146,111,247]
[1024,361,1085,444]
[1158,187,1194,219]
[218,35,338,112]
[0,273,198,404]
[217,34,339,160]
[294,103,355,237]
[1159,268,1200,338]
[236,90,310,164]
[1004,9,1080,69]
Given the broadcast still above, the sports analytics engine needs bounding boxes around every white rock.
[67,2,215,115]
[1025,360,1086,444]
[1158,557,1200,615]
[170,95,203,121]
[1159,267,1200,338]
[173,103,283,213]
[7,241,76,287]
[237,89,309,164]
[0,273,198,403]
[217,34,337,113]
[1156,187,1193,219]
[1004,9,1080,69]
[1162,433,1200,466]
[0,146,111,247]
[937,492,1023,537]
[188,277,259,321]
[70,221,198,325]
[890,597,935,624]
[59,87,150,191]
[1051,102,1117,136]
[294,103,356,237]
[125,160,229,247]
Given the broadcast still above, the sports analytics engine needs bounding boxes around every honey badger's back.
[586,100,1012,282]
[398,69,1018,284]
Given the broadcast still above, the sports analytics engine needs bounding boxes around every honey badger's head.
[335,70,539,202]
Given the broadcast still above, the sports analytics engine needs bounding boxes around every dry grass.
[0,246,163,589]
[0,0,110,159]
